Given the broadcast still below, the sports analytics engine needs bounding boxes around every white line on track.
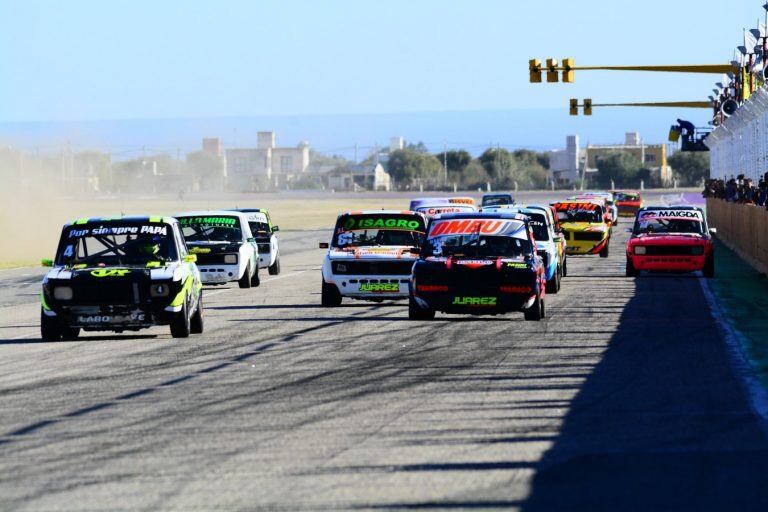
[700,277,768,433]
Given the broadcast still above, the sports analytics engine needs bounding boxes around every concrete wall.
[706,198,768,274]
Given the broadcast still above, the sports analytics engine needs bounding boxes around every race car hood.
[328,246,419,261]
[46,264,181,282]
[560,222,607,233]
[630,233,707,245]
[187,242,243,254]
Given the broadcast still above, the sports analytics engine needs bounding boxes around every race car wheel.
[238,263,253,289]
[190,292,204,334]
[251,267,261,287]
[321,279,342,307]
[703,254,715,278]
[546,270,560,294]
[524,294,543,321]
[40,310,61,341]
[599,242,610,258]
[562,258,567,277]
[170,300,191,338]
[268,255,281,275]
[408,296,435,320]
[625,259,639,277]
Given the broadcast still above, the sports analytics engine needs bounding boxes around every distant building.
[188,138,226,192]
[548,135,583,185]
[586,133,671,185]
[225,131,310,191]
[327,163,391,191]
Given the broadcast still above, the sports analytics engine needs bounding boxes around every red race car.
[626,206,715,277]
[614,191,644,217]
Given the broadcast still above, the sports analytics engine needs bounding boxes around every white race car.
[409,197,478,219]
[175,211,260,288]
[231,208,281,275]
[319,210,427,306]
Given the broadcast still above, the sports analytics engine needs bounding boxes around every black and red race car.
[409,212,547,321]
[626,206,715,277]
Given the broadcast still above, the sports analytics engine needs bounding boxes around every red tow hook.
[446,257,453,270]
[495,257,503,270]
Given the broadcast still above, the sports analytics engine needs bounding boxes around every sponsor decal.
[342,217,422,231]
[429,219,523,237]
[505,262,529,269]
[417,285,449,292]
[500,285,532,293]
[69,225,167,238]
[90,269,131,278]
[77,312,146,323]
[448,198,475,205]
[455,259,494,268]
[639,210,703,221]
[359,282,399,293]
[189,247,212,254]
[417,206,470,215]
[452,296,497,306]
[178,216,237,227]
[553,202,599,213]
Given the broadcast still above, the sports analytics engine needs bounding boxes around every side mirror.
[709,228,717,235]
[41,258,53,267]
[183,254,198,263]
[319,242,329,249]
[272,225,279,232]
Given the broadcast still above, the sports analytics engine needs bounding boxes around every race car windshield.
[56,224,178,266]
[555,206,603,223]
[482,195,513,207]
[431,234,533,258]
[248,221,270,236]
[524,213,549,241]
[178,216,243,243]
[634,218,704,235]
[616,193,639,201]
[332,214,426,248]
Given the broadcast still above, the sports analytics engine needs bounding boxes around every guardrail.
[706,198,768,274]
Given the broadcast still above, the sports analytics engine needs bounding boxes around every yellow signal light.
[584,98,593,116]
[570,99,579,116]
[562,58,575,83]
[529,59,542,83]
[546,58,559,83]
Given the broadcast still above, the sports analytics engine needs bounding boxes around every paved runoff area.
[1,192,767,511]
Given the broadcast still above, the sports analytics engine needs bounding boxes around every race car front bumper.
[413,285,537,314]
[52,304,176,331]
[565,236,609,255]
[197,264,241,284]
[629,254,707,272]
[326,274,411,299]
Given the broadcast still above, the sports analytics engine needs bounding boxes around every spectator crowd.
[703,173,768,207]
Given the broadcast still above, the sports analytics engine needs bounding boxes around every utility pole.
[354,144,358,164]
[443,140,448,188]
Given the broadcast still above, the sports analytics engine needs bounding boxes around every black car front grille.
[572,231,605,241]
[257,243,271,254]
[332,260,414,275]
[195,253,230,265]
[643,245,697,256]
[74,282,138,305]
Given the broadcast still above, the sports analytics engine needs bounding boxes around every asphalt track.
[1,193,767,511]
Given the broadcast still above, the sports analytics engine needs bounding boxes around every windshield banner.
[178,217,238,228]
[68,225,168,238]
[428,219,526,239]
[553,202,599,213]
[340,216,424,232]
[638,210,703,222]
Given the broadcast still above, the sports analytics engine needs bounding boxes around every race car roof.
[65,215,178,227]
[174,210,251,220]
[432,211,529,222]
[232,208,269,214]
[639,205,703,212]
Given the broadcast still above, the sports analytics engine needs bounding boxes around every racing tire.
[40,310,61,341]
[190,292,204,334]
[238,263,253,289]
[268,255,281,275]
[625,259,639,277]
[170,300,191,338]
[408,296,435,320]
[251,267,261,287]
[524,294,544,321]
[321,279,342,307]
[546,269,560,294]
[599,242,609,258]
[562,258,567,277]
[703,254,715,278]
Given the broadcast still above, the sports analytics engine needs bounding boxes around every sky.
[0,0,765,153]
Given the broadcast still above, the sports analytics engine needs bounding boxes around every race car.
[481,193,515,208]
[613,191,644,217]
[319,210,426,305]
[409,212,547,321]
[494,205,564,293]
[626,206,715,277]
[40,216,203,340]
[409,198,478,219]
[408,197,476,211]
[569,193,616,227]
[175,211,260,288]
[552,200,611,257]
[231,208,281,275]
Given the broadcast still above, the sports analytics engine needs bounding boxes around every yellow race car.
[552,201,611,258]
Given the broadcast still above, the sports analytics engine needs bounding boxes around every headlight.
[53,286,73,300]
[150,283,170,297]
[691,246,704,255]
[634,246,646,255]
[224,254,238,264]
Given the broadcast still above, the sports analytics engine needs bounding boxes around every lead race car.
[175,211,260,288]
[614,191,644,217]
[626,206,715,277]
[409,212,547,321]
[40,216,203,340]
[552,200,611,258]
[320,211,426,305]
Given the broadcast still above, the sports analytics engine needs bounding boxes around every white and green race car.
[41,216,204,340]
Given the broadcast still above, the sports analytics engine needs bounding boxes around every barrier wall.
[706,198,768,274]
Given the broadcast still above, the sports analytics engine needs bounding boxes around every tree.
[406,141,430,154]
[460,161,491,189]
[478,147,513,181]
[595,152,642,188]
[387,149,442,188]
[669,151,710,186]
[435,149,472,173]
